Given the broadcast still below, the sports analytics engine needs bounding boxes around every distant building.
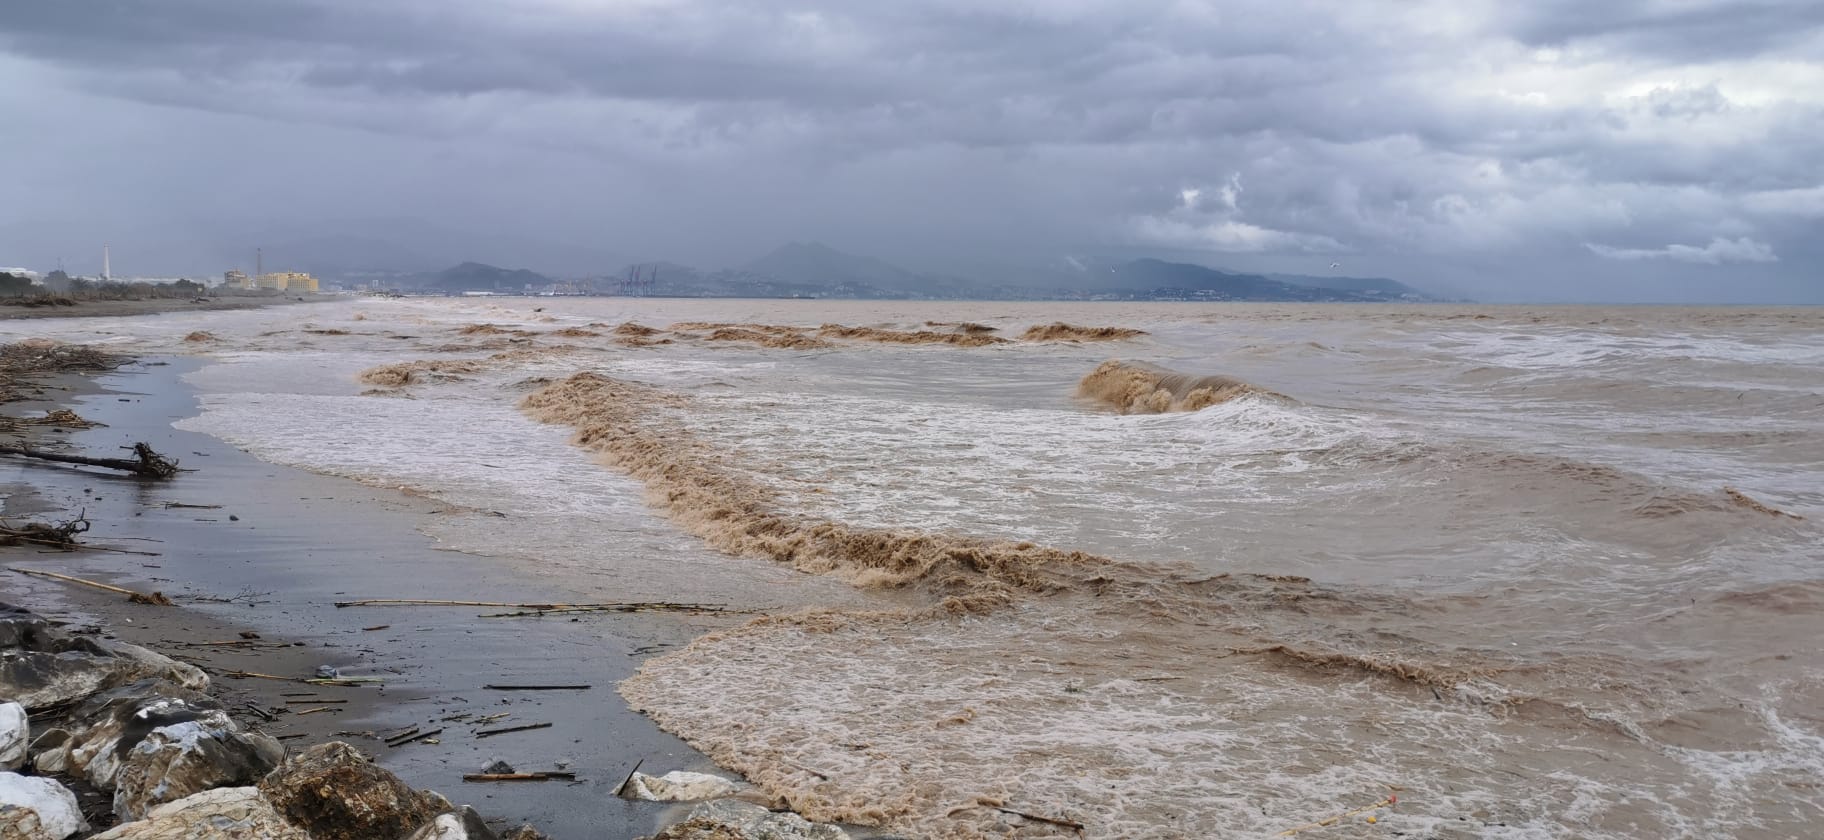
[254,272,319,293]
[224,270,249,289]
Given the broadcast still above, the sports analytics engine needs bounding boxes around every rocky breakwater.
[0,602,538,840]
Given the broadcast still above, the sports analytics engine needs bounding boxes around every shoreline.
[0,294,337,322]
[1,353,733,839]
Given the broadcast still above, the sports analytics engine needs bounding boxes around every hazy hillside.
[412,262,552,292]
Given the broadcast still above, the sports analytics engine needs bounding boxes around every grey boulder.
[0,603,207,711]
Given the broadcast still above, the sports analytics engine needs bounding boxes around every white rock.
[0,702,26,770]
[623,770,743,802]
[89,786,307,840]
[0,771,88,840]
[676,800,850,840]
[403,807,496,840]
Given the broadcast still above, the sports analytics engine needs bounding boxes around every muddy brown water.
[5,300,1822,839]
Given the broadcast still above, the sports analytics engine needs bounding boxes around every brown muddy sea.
[10,299,1822,839]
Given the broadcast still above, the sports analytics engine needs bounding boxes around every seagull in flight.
[1329,262,1342,269]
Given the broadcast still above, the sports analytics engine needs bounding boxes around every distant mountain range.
[352,241,1441,302]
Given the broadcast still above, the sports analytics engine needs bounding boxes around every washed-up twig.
[613,758,645,797]
[221,670,303,682]
[362,625,390,632]
[336,599,566,608]
[9,567,173,604]
[0,442,179,479]
[0,516,88,549]
[161,502,222,509]
[482,684,591,691]
[294,706,339,716]
[479,603,742,618]
[388,727,443,747]
[1275,796,1398,836]
[306,677,383,686]
[463,772,577,782]
[787,761,831,781]
[242,704,275,722]
[472,712,511,724]
[285,699,346,705]
[475,722,552,739]
[987,805,1084,832]
[276,733,308,740]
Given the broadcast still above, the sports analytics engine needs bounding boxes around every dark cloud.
[0,0,1820,302]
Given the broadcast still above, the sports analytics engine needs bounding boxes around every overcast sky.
[2,0,1820,302]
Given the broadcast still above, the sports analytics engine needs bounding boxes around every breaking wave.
[1077,359,1282,413]
[1018,323,1147,342]
[357,359,483,387]
[707,328,834,350]
[814,324,1007,347]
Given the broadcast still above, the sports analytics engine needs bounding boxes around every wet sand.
[0,294,334,321]
[0,358,735,839]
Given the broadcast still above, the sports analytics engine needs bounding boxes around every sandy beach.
[1,354,739,838]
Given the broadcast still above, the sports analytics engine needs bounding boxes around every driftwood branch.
[462,772,576,782]
[8,566,173,604]
[0,442,179,479]
[334,598,742,616]
[475,722,552,739]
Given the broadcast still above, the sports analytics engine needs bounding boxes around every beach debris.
[474,722,551,739]
[10,409,104,429]
[0,603,207,710]
[481,603,740,618]
[8,568,173,605]
[0,517,89,550]
[361,625,390,632]
[259,741,453,840]
[0,442,180,480]
[89,786,306,840]
[620,770,743,802]
[0,771,88,840]
[974,798,1087,833]
[613,758,644,797]
[482,759,515,775]
[648,799,850,840]
[181,331,218,343]
[461,772,576,783]
[0,702,26,771]
[314,665,340,679]
[293,706,338,716]
[159,502,220,510]
[387,728,443,748]
[481,684,591,691]
[1275,794,1398,836]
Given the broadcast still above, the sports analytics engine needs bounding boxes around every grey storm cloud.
[1,0,1821,302]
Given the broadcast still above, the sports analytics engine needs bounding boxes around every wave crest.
[1078,360,1280,413]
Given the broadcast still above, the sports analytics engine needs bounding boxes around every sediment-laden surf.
[46,300,1815,840]
[1019,322,1147,341]
[512,363,1798,838]
[1077,359,1279,413]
